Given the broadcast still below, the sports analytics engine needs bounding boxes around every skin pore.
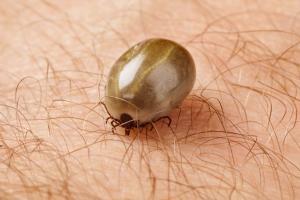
[0,0,300,199]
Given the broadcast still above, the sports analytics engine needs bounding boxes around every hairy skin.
[0,0,300,199]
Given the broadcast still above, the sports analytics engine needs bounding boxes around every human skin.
[0,0,300,199]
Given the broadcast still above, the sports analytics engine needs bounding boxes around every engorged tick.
[102,38,196,135]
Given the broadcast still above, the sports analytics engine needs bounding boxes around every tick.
[102,38,196,135]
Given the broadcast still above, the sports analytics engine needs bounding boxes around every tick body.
[104,38,196,134]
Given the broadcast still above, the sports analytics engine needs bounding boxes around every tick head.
[120,113,135,129]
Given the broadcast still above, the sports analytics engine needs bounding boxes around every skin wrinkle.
[0,0,300,199]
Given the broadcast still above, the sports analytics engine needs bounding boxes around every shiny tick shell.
[104,38,196,130]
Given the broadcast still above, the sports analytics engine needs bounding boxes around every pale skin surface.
[0,0,300,199]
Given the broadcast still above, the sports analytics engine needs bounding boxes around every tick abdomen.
[105,38,196,124]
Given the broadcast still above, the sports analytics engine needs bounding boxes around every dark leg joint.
[111,120,120,128]
[106,116,115,124]
[125,129,130,136]
[154,116,172,127]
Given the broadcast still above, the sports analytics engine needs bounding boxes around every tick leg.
[100,102,109,113]
[100,102,123,134]
[105,116,115,124]
[100,101,115,120]
[111,127,117,134]
[111,120,120,128]
[125,128,130,136]
[146,123,154,131]
[154,116,172,127]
